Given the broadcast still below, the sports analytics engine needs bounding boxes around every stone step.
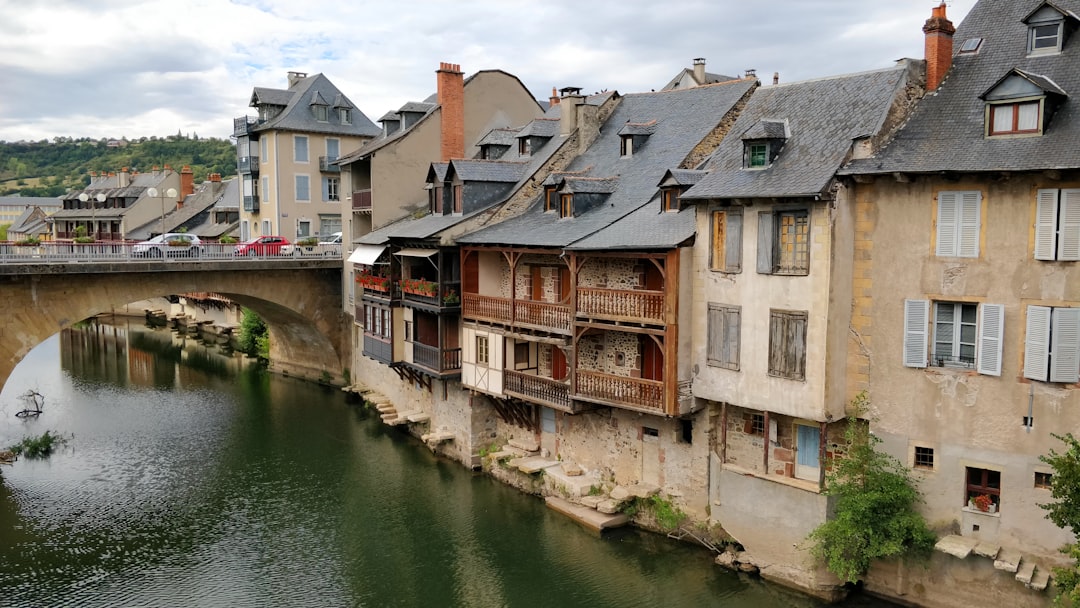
[973,542,1001,559]
[545,496,628,532]
[386,416,410,426]
[375,403,396,413]
[1030,566,1051,591]
[406,413,430,423]
[509,456,560,475]
[1016,560,1037,585]
[935,534,979,559]
[507,437,540,453]
[422,431,454,444]
[994,549,1022,573]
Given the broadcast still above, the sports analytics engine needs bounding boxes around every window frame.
[313,104,329,122]
[768,309,807,381]
[987,100,1042,136]
[560,193,574,218]
[295,174,311,202]
[1029,21,1064,55]
[544,186,558,212]
[913,446,935,470]
[1035,471,1054,489]
[620,135,633,157]
[662,188,680,212]
[711,209,743,273]
[935,191,981,258]
[966,466,1001,509]
[747,142,768,168]
[706,303,741,370]
[339,108,351,124]
[757,208,810,276]
[476,335,490,367]
[932,301,978,369]
[903,299,1003,376]
[294,135,309,163]
[297,220,311,238]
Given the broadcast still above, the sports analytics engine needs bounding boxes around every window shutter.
[724,307,741,368]
[977,303,1004,376]
[757,211,774,274]
[1058,190,1080,261]
[707,305,722,364]
[936,192,958,257]
[726,211,743,272]
[1036,189,1060,260]
[1025,305,1052,381]
[958,191,981,257]
[321,177,330,202]
[712,212,726,270]
[903,299,929,368]
[1051,307,1080,383]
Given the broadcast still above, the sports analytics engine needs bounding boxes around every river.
[0,318,890,607]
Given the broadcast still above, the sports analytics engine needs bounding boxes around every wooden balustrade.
[575,370,664,412]
[577,287,665,323]
[514,299,571,332]
[463,293,512,323]
[412,343,461,373]
[351,190,372,210]
[504,370,571,409]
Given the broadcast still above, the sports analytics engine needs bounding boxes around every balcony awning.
[394,248,438,258]
[347,245,387,265]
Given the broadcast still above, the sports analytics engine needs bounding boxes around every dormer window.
[429,184,444,215]
[989,101,1041,135]
[981,68,1067,138]
[1031,23,1063,53]
[544,185,558,212]
[339,108,351,124]
[662,188,680,212]
[617,121,655,158]
[748,143,769,168]
[560,193,574,218]
[1023,3,1077,56]
[620,136,633,157]
[740,119,788,170]
[518,138,531,157]
[314,105,329,122]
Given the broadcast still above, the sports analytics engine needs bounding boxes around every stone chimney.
[744,69,757,80]
[693,58,706,84]
[118,166,130,188]
[436,62,465,162]
[549,87,560,107]
[181,166,195,198]
[152,165,160,177]
[287,71,308,88]
[576,101,600,154]
[924,2,956,91]
[559,87,584,136]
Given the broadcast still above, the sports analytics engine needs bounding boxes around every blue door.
[796,424,820,481]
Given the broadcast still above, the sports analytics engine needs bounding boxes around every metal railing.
[319,156,340,173]
[238,156,260,174]
[0,241,343,264]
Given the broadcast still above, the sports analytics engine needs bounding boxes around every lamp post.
[77,192,106,240]
[146,187,178,237]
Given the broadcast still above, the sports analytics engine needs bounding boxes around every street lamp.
[146,187,178,237]
[77,192,106,240]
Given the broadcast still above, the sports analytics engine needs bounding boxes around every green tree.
[1039,433,1080,605]
[807,393,936,584]
[237,308,269,359]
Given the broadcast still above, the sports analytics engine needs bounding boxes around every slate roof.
[457,79,757,248]
[126,178,239,241]
[618,121,657,136]
[399,102,436,114]
[741,119,788,140]
[449,160,528,183]
[563,177,618,194]
[9,206,47,234]
[683,65,911,200]
[660,169,707,187]
[53,172,176,219]
[251,73,380,137]
[378,111,401,122]
[517,118,559,138]
[0,196,61,210]
[661,68,737,91]
[843,0,1080,174]
[477,128,518,147]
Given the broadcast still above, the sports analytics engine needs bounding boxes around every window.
[295,175,310,201]
[711,209,743,273]
[326,138,340,162]
[518,138,531,157]
[476,335,490,366]
[966,467,1001,510]
[514,342,529,366]
[339,108,351,124]
[453,184,463,214]
[913,446,935,470]
[294,136,309,162]
[261,176,269,203]
[662,188,680,212]
[1030,22,1063,55]
[1035,472,1053,489]
[262,219,272,235]
[747,142,768,168]
[707,303,740,370]
[297,220,311,238]
[935,191,981,257]
[323,177,340,201]
[560,193,573,218]
[404,320,413,342]
[313,105,329,122]
[544,186,558,212]
[1024,305,1080,383]
[749,413,765,436]
[768,309,807,380]
[757,209,809,275]
[958,37,983,54]
[1035,189,1080,261]
[620,136,633,157]
[988,101,1041,136]
[903,300,1003,375]
[261,137,268,161]
[430,186,444,214]
[319,215,341,236]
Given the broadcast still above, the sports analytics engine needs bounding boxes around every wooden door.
[641,336,663,381]
[462,252,478,294]
[643,261,663,291]
[795,424,820,481]
[551,346,568,381]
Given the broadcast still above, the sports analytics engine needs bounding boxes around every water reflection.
[0,318,890,607]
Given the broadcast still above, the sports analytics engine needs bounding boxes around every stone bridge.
[0,259,348,392]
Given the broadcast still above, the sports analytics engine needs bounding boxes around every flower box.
[401,279,438,297]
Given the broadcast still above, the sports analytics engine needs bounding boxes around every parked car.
[291,232,342,256]
[132,233,203,258]
[234,236,291,256]
[318,232,343,256]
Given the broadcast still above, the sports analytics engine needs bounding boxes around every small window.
[711,210,743,273]
[989,101,1041,136]
[748,142,768,168]
[339,108,351,124]
[476,335,489,366]
[966,467,1001,510]
[313,105,329,122]
[430,186,444,215]
[749,413,765,436]
[1035,471,1053,489]
[642,426,659,438]
[295,175,310,201]
[294,135,309,162]
[1030,22,1063,55]
[913,446,935,470]
[958,37,983,54]
[518,138,531,157]
[662,188,680,212]
[768,309,807,381]
[935,191,981,257]
[297,220,311,238]
[544,186,558,212]
[707,303,740,370]
[621,136,633,157]
[453,184,463,214]
[403,320,413,341]
[560,193,574,218]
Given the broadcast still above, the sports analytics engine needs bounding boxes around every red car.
[234,236,291,256]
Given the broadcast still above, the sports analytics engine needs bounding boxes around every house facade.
[51,166,186,241]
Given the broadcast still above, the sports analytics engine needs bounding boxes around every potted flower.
[73,226,95,244]
[972,494,994,512]
[14,236,40,247]
[442,289,460,305]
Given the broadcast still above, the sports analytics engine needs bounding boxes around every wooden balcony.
[411,342,461,375]
[401,279,460,310]
[363,335,393,365]
[576,370,664,413]
[463,293,512,324]
[504,370,571,410]
[462,294,570,334]
[357,276,392,300]
[352,190,372,211]
[577,287,665,324]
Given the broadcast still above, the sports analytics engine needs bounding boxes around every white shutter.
[936,192,958,257]
[1035,189,1060,261]
[1025,305,1052,381]
[1051,308,1080,384]
[1058,190,1080,261]
[958,191,981,258]
[903,299,930,368]
[977,304,1004,376]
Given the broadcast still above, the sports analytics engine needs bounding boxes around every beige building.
[233,72,379,242]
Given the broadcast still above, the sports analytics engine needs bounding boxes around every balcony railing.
[233,116,259,137]
[238,156,260,174]
[401,280,460,309]
[461,293,570,333]
[463,293,512,324]
[576,370,664,412]
[504,370,571,410]
[352,190,372,211]
[243,195,259,212]
[363,335,393,365]
[411,342,461,374]
[319,156,341,173]
[577,287,665,324]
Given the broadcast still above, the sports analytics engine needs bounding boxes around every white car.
[133,233,203,258]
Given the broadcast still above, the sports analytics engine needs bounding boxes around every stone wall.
[578,258,640,289]
[577,331,640,377]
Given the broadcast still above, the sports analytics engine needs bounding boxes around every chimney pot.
[923,2,956,91]
[744,69,757,79]
[549,86,560,107]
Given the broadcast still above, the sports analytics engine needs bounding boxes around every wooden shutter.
[724,307,741,369]
[1051,307,1080,383]
[726,211,743,272]
[552,347,568,380]
[712,211,726,270]
[707,305,723,364]
[757,211,774,274]
[1035,189,1059,260]
[1024,305,1052,381]
[1059,190,1080,261]
[903,299,929,368]
[957,191,981,257]
[936,192,958,257]
[462,252,479,293]
[531,266,543,301]
[977,303,1004,376]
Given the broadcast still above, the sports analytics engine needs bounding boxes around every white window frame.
[261,176,269,204]
[261,137,268,161]
[339,108,351,124]
[904,299,1003,376]
[1029,21,1063,55]
[1025,305,1080,383]
[932,302,978,369]
[295,175,311,202]
[1035,189,1080,261]
[323,176,340,202]
[294,135,309,163]
[261,219,272,235]
[935,191,981,258]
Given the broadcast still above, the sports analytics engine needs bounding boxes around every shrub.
[9,430,69,459]
[219,235,237,244]
[1039,433,1080,606]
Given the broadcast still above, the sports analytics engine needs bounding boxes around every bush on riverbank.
[237,308,269,360]
[1038,433,1080,606]
[8,430,69,459]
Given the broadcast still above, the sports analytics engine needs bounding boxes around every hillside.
[0,135,236,197]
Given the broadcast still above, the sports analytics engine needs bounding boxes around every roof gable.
[981,68,1068,99]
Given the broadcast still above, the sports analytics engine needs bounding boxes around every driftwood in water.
[14,389,44,418]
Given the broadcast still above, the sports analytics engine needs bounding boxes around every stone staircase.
[935,535,1051,591]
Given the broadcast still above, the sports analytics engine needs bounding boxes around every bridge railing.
[0,241,343,264]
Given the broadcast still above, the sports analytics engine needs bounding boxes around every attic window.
[544,185,558,212]
[662,188,680,212]
[620,136,633,157]
[518,138,531,157]
[989,100,1042,135]
[560,193,574,218]
[313,105,329,122]
[958,38,983,54]
[339,108,351,124]
[1024,5,1071,55]
[745,142,770,168]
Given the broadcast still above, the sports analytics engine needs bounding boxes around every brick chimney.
[693,58,706,84]
[209,173,221,183]
[436,62,465,162]
[924,2,956,91]
[180,165,195,198]
[549,87,560,107]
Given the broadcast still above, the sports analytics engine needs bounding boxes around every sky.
[0,0,978,143]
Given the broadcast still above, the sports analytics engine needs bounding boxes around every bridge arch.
[0,261,348,393]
